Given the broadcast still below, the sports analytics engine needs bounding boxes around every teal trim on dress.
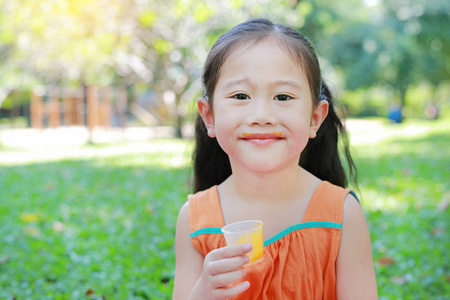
[190,221,342,246]
[190,227,223,238]
[349,190,360,204]
[263,221,342,246]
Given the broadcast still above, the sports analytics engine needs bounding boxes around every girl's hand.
[190,243,252,300]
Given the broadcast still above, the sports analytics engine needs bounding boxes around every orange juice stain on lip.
[243,132,282,137]
[271,132,282,137]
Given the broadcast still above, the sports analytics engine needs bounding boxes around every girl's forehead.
[219,37,307,82]
[228,37,296,61]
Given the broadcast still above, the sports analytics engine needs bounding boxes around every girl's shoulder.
[176,185,221,240]
[187,185,224,234]
[188,185,221,216]
[336,191,378,298]
[302,181,358,224]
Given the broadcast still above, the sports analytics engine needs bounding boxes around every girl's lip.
[241,132,284,140]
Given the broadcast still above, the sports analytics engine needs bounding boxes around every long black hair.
[193,18,357,192]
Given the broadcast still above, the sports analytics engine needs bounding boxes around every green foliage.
[308,0,450,113]
[0,119,449,298]
[350,118,450,299]
[0,140,193,299]
[338,82,450,119]
[2,0,448,121]
[340,87,390,117]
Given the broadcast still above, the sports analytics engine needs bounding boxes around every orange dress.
[188,181,358,299]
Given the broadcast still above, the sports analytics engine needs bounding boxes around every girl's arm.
[336,194,378,299]
[173,202,204,299]
[172,202,251,300]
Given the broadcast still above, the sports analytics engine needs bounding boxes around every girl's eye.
[232,93,250,100]
[274,94,292,101]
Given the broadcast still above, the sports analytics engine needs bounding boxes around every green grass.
[0,119,449,299]
[0,140,193,299]
[351,119,450,299]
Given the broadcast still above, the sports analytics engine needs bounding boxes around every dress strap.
[188,186,226,256]
[301,181,352,224]
[188,186,224,236]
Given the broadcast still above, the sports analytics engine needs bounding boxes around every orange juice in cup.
[222,220,264,265]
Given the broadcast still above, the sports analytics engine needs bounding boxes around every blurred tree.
[377,0,449,110]
[3,0,447,129]
[0,0,135,112]
[295,0,387,117]
[410,0,450,99]
[126,0,224,137]
[319,0,449,119]
[0,0,308,136]
[126,0,305,137]
[0,0,21,108]
[22,0,132,85]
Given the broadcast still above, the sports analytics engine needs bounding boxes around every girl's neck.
[222,163,311,205]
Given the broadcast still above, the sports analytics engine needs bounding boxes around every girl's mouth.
[242,132,283,139]
[241,132,284,145]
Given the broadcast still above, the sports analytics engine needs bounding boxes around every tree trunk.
[175,113,183,138]
[174,93,184,139]
[397,84,408,123]
[399,85,407,109]
[81,83,94,144]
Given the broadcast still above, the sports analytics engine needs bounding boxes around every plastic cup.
[222,220,264,265]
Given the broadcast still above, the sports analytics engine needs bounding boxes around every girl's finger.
[214,281,250,299]
[208,255,249,276]
[208,243,252,261]
[211,268,247,289]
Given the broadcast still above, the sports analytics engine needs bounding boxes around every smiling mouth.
[242,132,284,140]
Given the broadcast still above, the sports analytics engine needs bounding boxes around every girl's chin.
[231,159,298,174]
[242,138,284,146]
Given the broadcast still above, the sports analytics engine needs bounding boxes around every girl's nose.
[246,98,277,126]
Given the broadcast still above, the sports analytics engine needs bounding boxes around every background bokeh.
[0,0,448,299]
[0,0,449,131]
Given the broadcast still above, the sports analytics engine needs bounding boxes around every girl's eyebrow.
[222,78,256,90]
[270,80,301,89]
[222,79,301,91]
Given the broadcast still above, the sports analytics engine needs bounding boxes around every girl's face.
[199,37,328,173]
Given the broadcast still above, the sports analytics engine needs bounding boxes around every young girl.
[173,18,378,299]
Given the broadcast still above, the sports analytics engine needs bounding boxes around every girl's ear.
[198,97,216,138]
[309,100,329,139]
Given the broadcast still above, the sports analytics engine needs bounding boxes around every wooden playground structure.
[29,86,129,130]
